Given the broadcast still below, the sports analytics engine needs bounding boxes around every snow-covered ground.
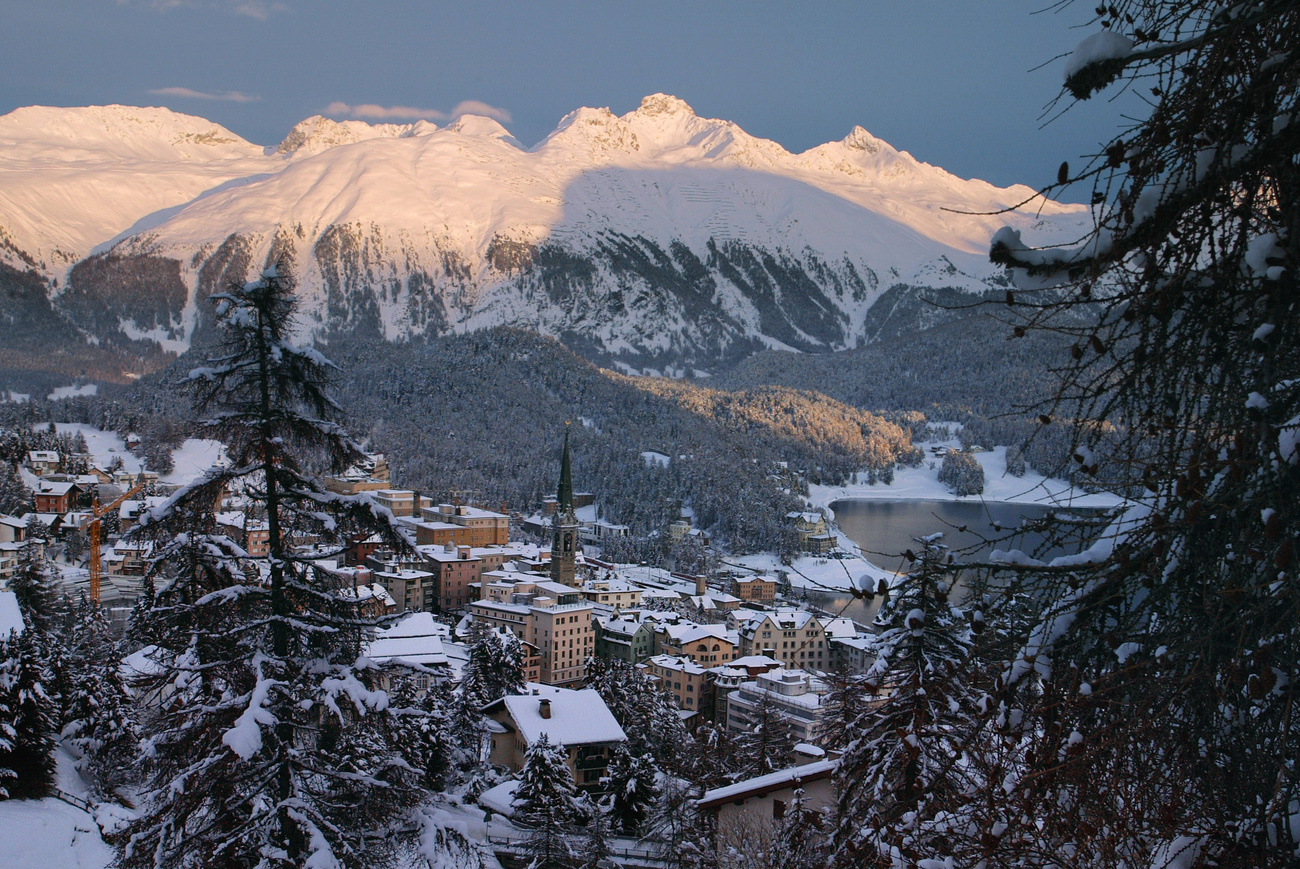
[728,550,891,594]
[47,385,98,401]
[809,443,1125,513]
[37,424,222,487]
[0,750,114,869]
[159,438,224,486]
[40,423,142,476]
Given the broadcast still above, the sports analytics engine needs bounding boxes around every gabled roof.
[365,612,449,667]
[697,758,837,809]
[484,683,626,748]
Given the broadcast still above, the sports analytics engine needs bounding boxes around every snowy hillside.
[0,96,1088,371]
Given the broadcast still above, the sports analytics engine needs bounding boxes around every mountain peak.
[843,125,887,155]
[635,94,695,118]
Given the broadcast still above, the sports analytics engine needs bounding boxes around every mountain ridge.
[0,96,1087,379]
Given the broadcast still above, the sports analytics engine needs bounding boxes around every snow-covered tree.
[986,2,1300,864]
[0,630,57,800]
[816,663,874,753]
[833,534,978,867]
[6,545,58,634]
[460,627,526,709]
[577,793,612,869]
[937,447,984,496]
[59,601,137,795]
[515,733,579,868]
[585,656,688,767]
[734,690,795,778]
[118,267,426,868]
[605,743,660,835]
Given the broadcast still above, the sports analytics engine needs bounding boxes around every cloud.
[150,87,259,103]
[231,1,288,20]
[325,100,512,124]
[118,0,287,17]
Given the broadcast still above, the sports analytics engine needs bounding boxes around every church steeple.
[557,429,574,515]
[550,428,581,587]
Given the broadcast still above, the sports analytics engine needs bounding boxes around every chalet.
[32,480,77,514]
[25,450,60,476]
[697,756,837,850]
[482,684,627,791]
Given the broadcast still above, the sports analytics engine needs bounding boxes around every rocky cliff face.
[0,97,1086,379]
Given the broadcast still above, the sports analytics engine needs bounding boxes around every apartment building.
[736,608,828,670]
[725,668,830,745]
[468,577,594,687]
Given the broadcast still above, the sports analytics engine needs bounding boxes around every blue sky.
[1,1,1140,195]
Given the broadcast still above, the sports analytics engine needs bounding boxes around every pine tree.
[833,535,978,867]
[734,690,795,778]
[585,656,688,768]
[816,663,873,753]
[0,630,58,800]
[460,627,526,709]
[578,794,612,869]
[7,545,57,634]
[0,463,30,515]
[59,601,137,796]
[606,743,660,835]
[515,733,579,868]
[118,267,427,868]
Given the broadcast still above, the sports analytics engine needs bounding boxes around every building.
[697,756,837,850]
[482,684,627,791]
[364,611,451,692]
[371,489,417,517]
[737,609,828,670]
[641,654,712,717]
[550,432,581,587]
[581,576,643,609]
[32,480,78,514]
[420,543,484,613]
[725,668,830,745]
[593,614,655,664]
[829,635,876,674]
[786,511,835,554]
[469,577,595,686]
[657,622,737,666]
[732,575,778,605]
[25,450,61,476]
[365,552,435,612]
[412,503,510,548]
[322,453,389,495]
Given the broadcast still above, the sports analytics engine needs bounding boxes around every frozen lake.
[798,498,1102,625]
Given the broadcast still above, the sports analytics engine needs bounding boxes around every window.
[773,799,786,820]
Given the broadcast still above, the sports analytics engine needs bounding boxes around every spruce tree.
[460,627,526,709]
[833,535,978,867]
[118,267,427,868]
[605,743,659,835]
[816,663,873,753]
[59,601,137,796]
[0,630,58,800]
[734,690,795,778]
[515,733,579,868]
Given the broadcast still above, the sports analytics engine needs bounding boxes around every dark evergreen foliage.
[0,630,58,800]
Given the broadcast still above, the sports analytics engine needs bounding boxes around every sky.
[0,1,1144,197]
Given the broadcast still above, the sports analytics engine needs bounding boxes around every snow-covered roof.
[490,684,626,748]
[645,654,706,676]
[0,514,28,528]
[478,779,520,817]
[821,617,859,639]
[365,612,449,667]
[34,480,75,496]
[336,583,397,608]
[662,623,733,646]
[27,450,59,462]
[697,758,837,809]
[730,655,783,669]
[0,590,25,637]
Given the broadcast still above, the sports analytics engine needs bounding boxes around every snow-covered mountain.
[0,96,1087,373]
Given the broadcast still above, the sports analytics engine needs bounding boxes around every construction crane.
[88,480,145,605]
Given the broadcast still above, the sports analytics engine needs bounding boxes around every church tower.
[550,430,581,587]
